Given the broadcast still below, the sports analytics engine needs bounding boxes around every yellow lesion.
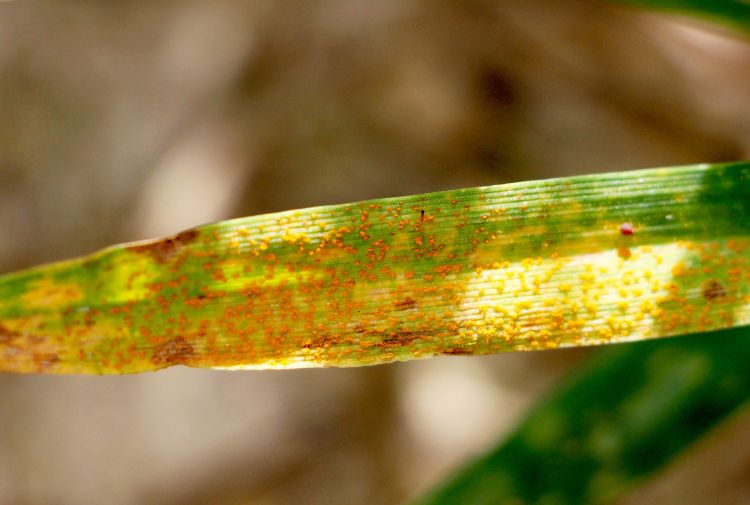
[0,315,47,335]
[21,278,84,309]
[455,242,732,350]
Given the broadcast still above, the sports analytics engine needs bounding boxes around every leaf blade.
[1,162,748,373]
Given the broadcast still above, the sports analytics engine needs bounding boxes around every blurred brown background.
[1,1,749,504]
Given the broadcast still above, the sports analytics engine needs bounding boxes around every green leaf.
[613,0,750,34]
[411,325,750,505]
[0,162,748,373]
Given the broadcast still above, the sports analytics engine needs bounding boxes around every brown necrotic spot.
[0,323,20,344]
[33,352,60,371]
[394,297,417,310]
[702,280,727,301]
[151,337,195,366]
[442,347,474,356]
[302,335,336,349]
[127,229,200,264]
[378,330,419,348]
[0,324,29,362]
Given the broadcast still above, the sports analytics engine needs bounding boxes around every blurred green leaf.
[614,0,750,34]
[412,326,750,505]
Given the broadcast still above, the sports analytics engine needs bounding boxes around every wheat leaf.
[0,162,748,373]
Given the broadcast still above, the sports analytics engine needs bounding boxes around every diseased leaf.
[410,325,750,505]
[0,162,748,373]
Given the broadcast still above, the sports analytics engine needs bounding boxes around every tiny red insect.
[620,222,634,236]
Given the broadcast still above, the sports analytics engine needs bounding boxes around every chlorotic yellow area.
[460,240,750,351]
[21,278,84,310]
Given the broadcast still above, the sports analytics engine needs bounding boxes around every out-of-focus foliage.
[616,0,750,33]
[412,325,750,505]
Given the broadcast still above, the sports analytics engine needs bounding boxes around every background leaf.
[412,325,750,505]
[614,0,750,34]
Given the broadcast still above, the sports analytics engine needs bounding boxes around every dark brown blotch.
[128,229,200,264]
[702,280,727,301]
[0,323,20,344]
[302,335,337,349]
[442,347,474,356]
[33,352,60,371]
[378,330,419,348]
[151,337,195,366]
[393,297,417,310]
